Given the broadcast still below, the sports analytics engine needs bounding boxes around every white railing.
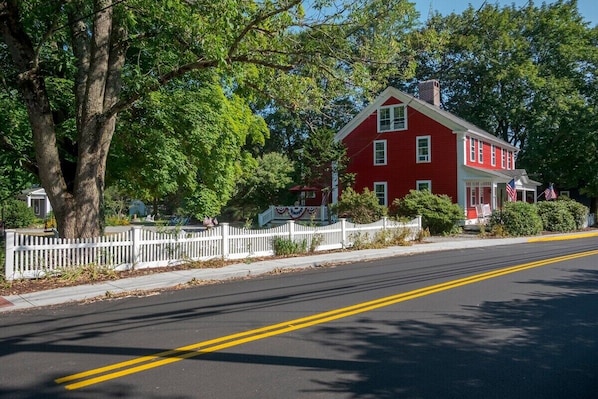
[258,205,328,227]
[3,217,421,281]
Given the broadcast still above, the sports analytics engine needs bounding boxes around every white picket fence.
[3,217,422,281]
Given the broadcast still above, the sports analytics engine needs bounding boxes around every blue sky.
[414,0,598,26]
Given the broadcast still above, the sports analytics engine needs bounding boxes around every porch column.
[490,182,498,211]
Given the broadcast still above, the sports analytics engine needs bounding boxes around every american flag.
[544,184,557,200]
[506,179,517,202]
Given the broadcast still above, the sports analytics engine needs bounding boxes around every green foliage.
[331,187,386,224]
[226,152,295,220]
[272,237,307,257]
[489,202,543,237]
[105,216,131,227]
[298,128,350,196]
[536,199,588,232]
[2,199,36,229]
[415,2,598,198]
[349,227,412,250]
[110,78,268,219]
[2,0,421,238]
[539,202,576,232]
[56,264,118,283]
[391,190,463,235]
[559,198,590,229]
[0,92,37,201]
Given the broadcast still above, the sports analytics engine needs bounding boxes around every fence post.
[287,220,295,241]
[340,218,347,248]
[382,216,388,230]
[131,226,142,268]
[4,229,15,281]
[221,223,229,258]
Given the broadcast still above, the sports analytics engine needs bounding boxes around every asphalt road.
[1,237,597,398]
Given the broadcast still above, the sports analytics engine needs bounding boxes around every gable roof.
[20,187,46,196]
[335,86,518,151]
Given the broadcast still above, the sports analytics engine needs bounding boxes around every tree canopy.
[411,0,598,207]
[0,0,420,237]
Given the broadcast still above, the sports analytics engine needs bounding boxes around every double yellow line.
[56,249,598,390]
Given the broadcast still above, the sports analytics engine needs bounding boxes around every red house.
[333,80,540,224]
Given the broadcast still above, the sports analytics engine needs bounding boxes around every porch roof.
[463,166,541,188]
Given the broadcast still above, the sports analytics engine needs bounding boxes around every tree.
[0,91,37,201]
[298,127,352,205]
[412,0,598,211]
[1,0,420,238]
[226,152,295,221]
[109,76,268,217]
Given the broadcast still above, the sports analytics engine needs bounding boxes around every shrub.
[391,190,463,235]
[105,215,131,226]
[2,199,36,228]
[536,201,576,232]
[558,198,589,229]
[489,202,542,236]
[331,187,386,224]
[272,236,307,256]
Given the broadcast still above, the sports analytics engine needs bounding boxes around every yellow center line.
[57,249,598,390]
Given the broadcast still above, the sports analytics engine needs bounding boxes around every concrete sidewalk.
[2,231,597,313]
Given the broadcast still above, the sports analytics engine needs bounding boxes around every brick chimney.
[418,80,440,107]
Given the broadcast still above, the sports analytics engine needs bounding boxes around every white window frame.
[501,148,506,169]
[491,144,496,166]
[378,105,406,132]
[416,135,431,163]
[470,187,476,207]
[373,140,387,165]
[416,180,431,192]
[507,151,512,170]
[478,141,484,163]
[373,182,388,206]
[470,137,476,162]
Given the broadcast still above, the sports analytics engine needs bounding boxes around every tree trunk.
[1,0,125,238]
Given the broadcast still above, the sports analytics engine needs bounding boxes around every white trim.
[478,140,484,164]
[416,180,432,192]
[334,86,518,152]
[373,139,387,165]
[416,135,431,163]
[373,181,388,206]
[377,104,407,132]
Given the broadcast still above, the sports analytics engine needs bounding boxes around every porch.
[461,167,541,226]
[258,205,329,227]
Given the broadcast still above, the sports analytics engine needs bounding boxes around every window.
[416,180,431,192]
[478,141,484,163]
[501,148,506,169]
[470,188,476,207]
[491,145,496,166]
[416,136,431,163]
[470,137,476,162]
[507,151,512,170]
[373,140,387,165]
[378,105,406,132]
[374,182,387,206]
